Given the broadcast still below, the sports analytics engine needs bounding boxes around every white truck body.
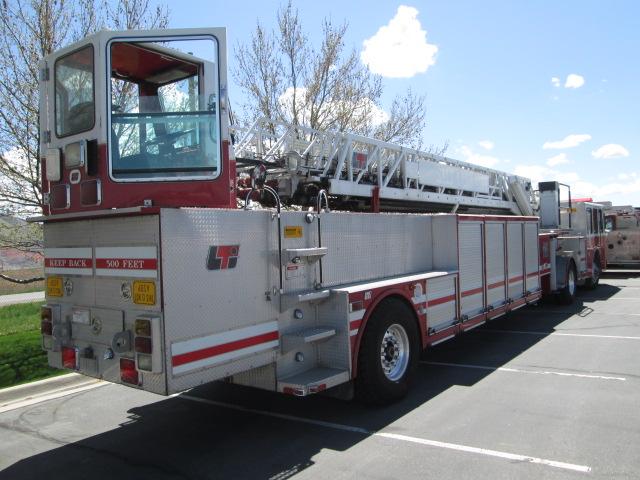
[42,209,540,396]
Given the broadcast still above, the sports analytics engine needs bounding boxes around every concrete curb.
[0,291,45,307]
[0,372,104,413]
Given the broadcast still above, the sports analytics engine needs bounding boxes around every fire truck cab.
[538,183,607,296]
[40,28,235,214]
[603,206,640,266]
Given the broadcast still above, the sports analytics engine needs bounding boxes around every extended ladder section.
[232,117,534,214]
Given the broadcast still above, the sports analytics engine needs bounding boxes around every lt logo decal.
[206,245,240,270]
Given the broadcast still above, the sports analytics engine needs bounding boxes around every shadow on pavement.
[0,284,620,480]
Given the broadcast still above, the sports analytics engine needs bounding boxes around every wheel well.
[352,293,423,378]
[375,294,421,334]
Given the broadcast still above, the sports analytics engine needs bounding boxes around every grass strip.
[0,302,62,388]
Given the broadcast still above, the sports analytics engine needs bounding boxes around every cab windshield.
[109,38,220,180]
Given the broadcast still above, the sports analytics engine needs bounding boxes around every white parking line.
[583,297,640,300]
[422,361,627,381]
[519,310,640,317]
[377,432,590,472]
[0,381,106,414]
[483,329,640,340]
[179,394,591,473]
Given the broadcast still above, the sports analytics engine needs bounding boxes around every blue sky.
[170,0,640,205]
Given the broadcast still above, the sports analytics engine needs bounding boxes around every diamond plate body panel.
[43,215,168,395]
[316,292,351,373]
[320,212,433,286]
[160,208,279,393]
[432,215,459,271]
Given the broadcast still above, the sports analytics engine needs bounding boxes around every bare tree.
[234,2,434,149]
[0,0,169,283]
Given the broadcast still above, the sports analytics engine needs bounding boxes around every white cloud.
[546,153,569,167]
[361,5,438,78]
[458,145,499,168]
[591,143,630,159]
[564,74,585,89]
[278,86,389,126]
[514,164,640,204]
[514,165,580,186]
[598,176,640,197]
[514,164,593,196]
[617,172,637,181]
[551,77,560,87]
[542,134,591,149]
[478,140,494,151]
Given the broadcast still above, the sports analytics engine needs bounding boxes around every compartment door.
[458,221,484,318]
[485,221,506,308]
[507,222,525,299]
[524,222,540,293]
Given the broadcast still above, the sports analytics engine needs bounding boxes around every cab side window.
[55,45,95,137]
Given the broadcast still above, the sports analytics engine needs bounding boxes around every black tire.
[558,261,577,305]
[584,255,601,290]
[355,298,420,405]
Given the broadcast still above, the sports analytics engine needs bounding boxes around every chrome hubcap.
[380,324,410,381]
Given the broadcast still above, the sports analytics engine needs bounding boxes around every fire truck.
[33,28,605,404]
[601,204,640,266]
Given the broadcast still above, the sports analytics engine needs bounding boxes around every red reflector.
[41,320,53,336]
[41,306,52,321]
[134,336,152,354]
[62,347,76,369]
[120,358,139,385]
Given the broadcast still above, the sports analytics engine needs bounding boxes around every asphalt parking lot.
[1,274,639,479]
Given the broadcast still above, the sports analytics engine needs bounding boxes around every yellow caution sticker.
[46,276,63,297]
[284,226,303,238]
[133,281,156,305]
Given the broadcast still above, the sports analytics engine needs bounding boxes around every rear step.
[278,367,349,396]
[280,326,336,354]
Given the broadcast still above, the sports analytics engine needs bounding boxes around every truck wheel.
[559,261,577,304]
[584,256,601,290]
[355,298,420,405]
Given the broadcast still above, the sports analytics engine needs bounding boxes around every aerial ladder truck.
[34,28,605,404]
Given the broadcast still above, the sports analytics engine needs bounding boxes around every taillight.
[41,306,53,336]
[134,318,151,336]
[134,336,152,354]
[41,320,53,336]
[62,347,77,369]
[133,316,160,374]
[133,317,159,372]
[136,354,153,371]
[41,306,52,321]
[120,358,139,385]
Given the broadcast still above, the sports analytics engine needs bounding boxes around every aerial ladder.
[231,117,535,216]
